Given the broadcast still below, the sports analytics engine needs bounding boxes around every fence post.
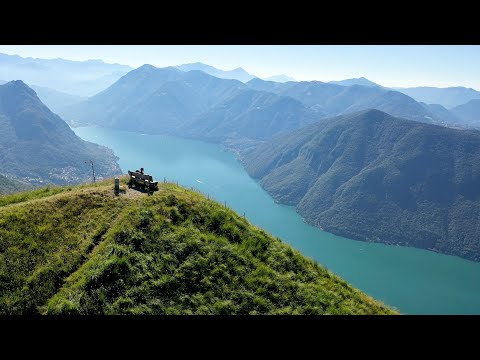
[114,177,119,196]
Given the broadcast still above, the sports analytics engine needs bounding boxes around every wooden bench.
[127,171,159,192]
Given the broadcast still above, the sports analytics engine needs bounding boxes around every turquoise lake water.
[75,126,480,314]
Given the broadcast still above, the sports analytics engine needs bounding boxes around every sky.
[0,45,479,89]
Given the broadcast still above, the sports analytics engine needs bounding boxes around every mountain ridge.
[176,62,256,83]
[396,86,480,109]
[181,89,318,142]
[246,78,451,126]
[241,109,480,261]
[0,80,121,185]
[451,99,480,127]
[329,77,380,87]
[62,64,470,140]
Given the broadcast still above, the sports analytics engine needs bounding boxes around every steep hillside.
[451,99,480,128]
[0,174,30,194]
[422,103,463,127]
[1,80,85,115]
[0,179,395,315]
[0,81,121,185]
[242,109,480,261]
[30,85,86,114]
[338,88,437,123]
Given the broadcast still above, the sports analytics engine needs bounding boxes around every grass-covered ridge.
[0,178,396,315]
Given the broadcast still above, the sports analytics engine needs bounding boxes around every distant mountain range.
[246,78,456,127]
[395,86,480,109]
[325,80,480,110]
[262,75,480,111]
[62,64,480,140]
[60,65,319,140]
[176,62,256,83]
[2,52,479,112]
[61,65,247,133]
[173,66,480,112]
[0,53,132,97]
[241,109,480,262]
[0,81,121,185]
[329,77,381,87]
[177,63,299,84]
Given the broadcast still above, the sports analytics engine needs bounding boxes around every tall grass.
[1,181,397,315]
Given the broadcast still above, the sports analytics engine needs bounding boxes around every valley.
[74,126,480,314]
[1,46,480,315]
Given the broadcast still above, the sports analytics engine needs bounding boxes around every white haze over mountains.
[264,74,297,82]
[0,53,132,97]
[393,86,480,109]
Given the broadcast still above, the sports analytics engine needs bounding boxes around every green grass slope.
[0,179,396,315]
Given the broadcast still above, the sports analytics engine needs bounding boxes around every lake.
[75,126,480,314]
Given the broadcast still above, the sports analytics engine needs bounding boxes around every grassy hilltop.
[0,178,396,315]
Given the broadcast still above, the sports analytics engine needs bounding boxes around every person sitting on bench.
[127,169,158,192]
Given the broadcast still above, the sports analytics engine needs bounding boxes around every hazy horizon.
[1,45,479,90]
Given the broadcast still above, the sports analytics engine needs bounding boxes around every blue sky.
[0,45,479,89]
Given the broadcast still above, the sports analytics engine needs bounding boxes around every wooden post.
[224,200,227,208]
